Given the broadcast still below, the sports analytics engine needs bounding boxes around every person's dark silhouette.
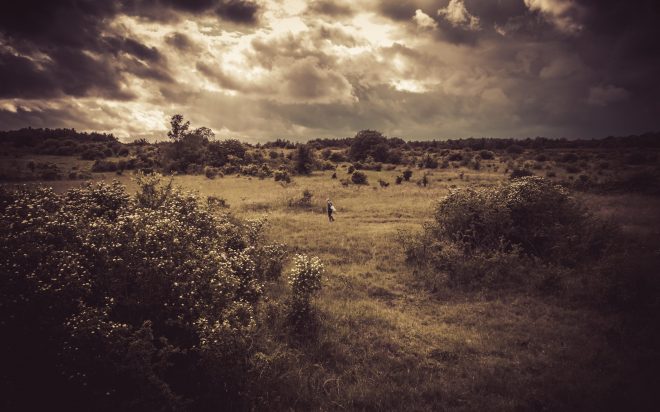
[327,198,335,222]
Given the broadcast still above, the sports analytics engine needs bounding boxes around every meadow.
[1,129,659,411]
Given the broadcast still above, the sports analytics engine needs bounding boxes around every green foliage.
[0,176,287,410]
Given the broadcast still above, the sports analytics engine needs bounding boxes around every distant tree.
[163,114,213,171]
[295,144,314,175]
[349,130,389,161]
[207,139,246,167]
[167,114,190,141]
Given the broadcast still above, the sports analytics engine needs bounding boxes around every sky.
[0,0,659,142]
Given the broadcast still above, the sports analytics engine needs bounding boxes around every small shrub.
[479,150,494,160]
[91,160,118,173]
[447,152,463,161]
[402,169,413,181]
[205,166,220,179]
[351,171,368,185]
[347,165,355,174]
[420,155,438,169]
[509,168,533,179]
[288,189,313,208]
[36,162,62,180]
[287,254,324,322]
[329,151,346,163]
[80,148,105,160]
[274,170,291,183]
[207,195,229,208]
[378,179,390,188]
[395,176,403,184]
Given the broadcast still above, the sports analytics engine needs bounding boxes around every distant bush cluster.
[401,177,658,307]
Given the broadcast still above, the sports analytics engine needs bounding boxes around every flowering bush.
[0,175,287,410]
[287,254,324,321]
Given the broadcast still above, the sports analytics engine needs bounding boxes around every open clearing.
[28,166,659,410]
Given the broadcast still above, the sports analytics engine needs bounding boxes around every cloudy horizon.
[1,0,659,142]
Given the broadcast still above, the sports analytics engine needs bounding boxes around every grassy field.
[13,163,655,410]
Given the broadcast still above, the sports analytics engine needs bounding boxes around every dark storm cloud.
[1,0,659,140]
[0,52,58,99]
[0,0,261,100]
[165,32,200,52]
[307,0,355,17]
[215,0,260,24]
[133,0,261,24]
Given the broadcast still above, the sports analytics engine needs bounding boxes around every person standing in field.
[327,198,335,222]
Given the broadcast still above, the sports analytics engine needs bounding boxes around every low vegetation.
[1,122,659,410]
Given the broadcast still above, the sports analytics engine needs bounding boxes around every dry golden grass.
[8,161,660,410]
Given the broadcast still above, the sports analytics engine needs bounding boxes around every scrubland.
[1,128,659,411]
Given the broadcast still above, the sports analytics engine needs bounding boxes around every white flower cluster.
[287,254,324,306]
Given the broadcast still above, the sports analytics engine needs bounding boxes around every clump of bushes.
[402,177,618,292]
[479,150,495,160]
[274,170,291,183]
[419,155,438,169]
[34,162,62,180]
[447,152,463,161]
[509,168,533,179]
[288,189,314,208]
[351,171,368,185]
[0,176,287,411]
[204,166,222,179]
[402,169,413,181]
